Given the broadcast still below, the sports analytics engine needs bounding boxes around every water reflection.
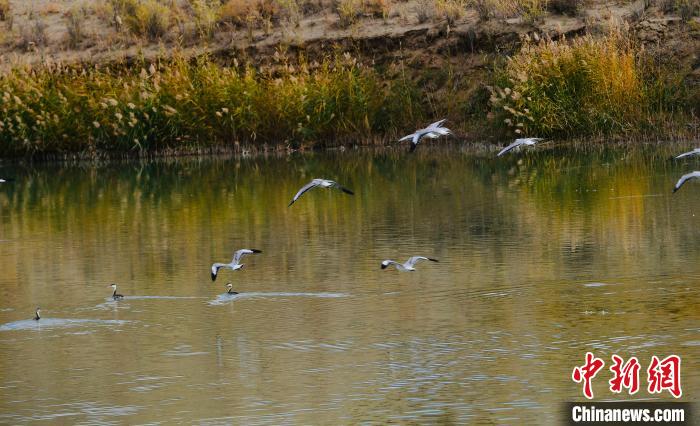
[0,144,698,423]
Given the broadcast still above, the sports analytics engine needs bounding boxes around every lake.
[0,143,698,424]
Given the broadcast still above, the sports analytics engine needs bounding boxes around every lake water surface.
[0,144,698,424]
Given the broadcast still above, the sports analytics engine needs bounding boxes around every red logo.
[647,355,682,398]
[609,355,640,395]
[573,353,682,399]
[572,352,605,399]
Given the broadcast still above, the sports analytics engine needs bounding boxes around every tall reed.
[0,55,419,156]
[489,30,688,138]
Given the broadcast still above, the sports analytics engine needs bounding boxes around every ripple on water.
[207,292,349,305]
[0,318,132,331]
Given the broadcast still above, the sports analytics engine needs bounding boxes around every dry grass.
[0,0,9,21]
[108,0,173,41]
[415,0,435,22]
[65,8,84,48]
[42,2,62,15]
[435,0,465,24]
[489,29,687,137]
[0,54,421,156]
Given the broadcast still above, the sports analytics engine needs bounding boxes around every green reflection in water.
[0,144,699,424]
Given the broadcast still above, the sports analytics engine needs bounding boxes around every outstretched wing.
[331,182,354,196]
[515,137,543,146]
[399,132,417,142]
[675,148,700,159]
[427,119,447,129]
[289,181,320,206]
[430,126,451,136]
[233,248,262,265]
[381,260,398,270]
[673,171,700,193]
[211,263,225,281]
[406,256,439,267]
[497,140,523,157]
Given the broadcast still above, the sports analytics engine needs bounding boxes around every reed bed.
[488,30,690,138]
[0,55,421,156]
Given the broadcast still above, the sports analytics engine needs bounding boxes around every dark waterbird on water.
[673,171,700,193]
[110,283,124,300]
[497,137,544,157]
[399,119,452,153]
[225,283,238,295]
[211,249,262,281]
[34,307,41,321]
[381,256,439,272]
[288,179,354,206]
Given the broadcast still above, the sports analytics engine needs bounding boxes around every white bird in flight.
[674,148,700,159]
[211,249,262,281]
[381,256,439,271]
[288,179,354,207]
[497,137,543,156]
[673,171,700,193]
[399,119,452,153]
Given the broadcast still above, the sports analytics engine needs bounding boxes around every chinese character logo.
[572,352,605,399]
[609,355,640,395]
[648,355,682,398]
[573,353,682,399]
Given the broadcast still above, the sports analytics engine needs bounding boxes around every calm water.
[0,144,698,424]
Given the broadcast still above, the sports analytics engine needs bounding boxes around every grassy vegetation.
[488,30,691,139]
[0,54,424,156]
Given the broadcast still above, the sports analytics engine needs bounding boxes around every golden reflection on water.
[0,145,698,423]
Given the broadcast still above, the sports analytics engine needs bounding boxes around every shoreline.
[3,135,700,166]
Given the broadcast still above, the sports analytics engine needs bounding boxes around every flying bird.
[0,178,13,183]
[674,148,700,160]
[110,283,124,300]
[288,179,354,207]
[211,249,262,281]
[399,119,452,153]
[673,171,700,193]
[497,137,543,156]
[381,256,439,272]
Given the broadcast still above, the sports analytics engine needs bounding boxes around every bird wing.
[431,127,451,136]
[497,140,523,156]
[211,263,226,281]
[289,180,320,206]
[398,132,417,142]
[331,182,354,195]
[520,137,544,145]
[675,148,700,159]
[427,119,447,129]
[406,256,439,267]
[673,171,700,193]
[381,260,398,269]
[233,248,262,264]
